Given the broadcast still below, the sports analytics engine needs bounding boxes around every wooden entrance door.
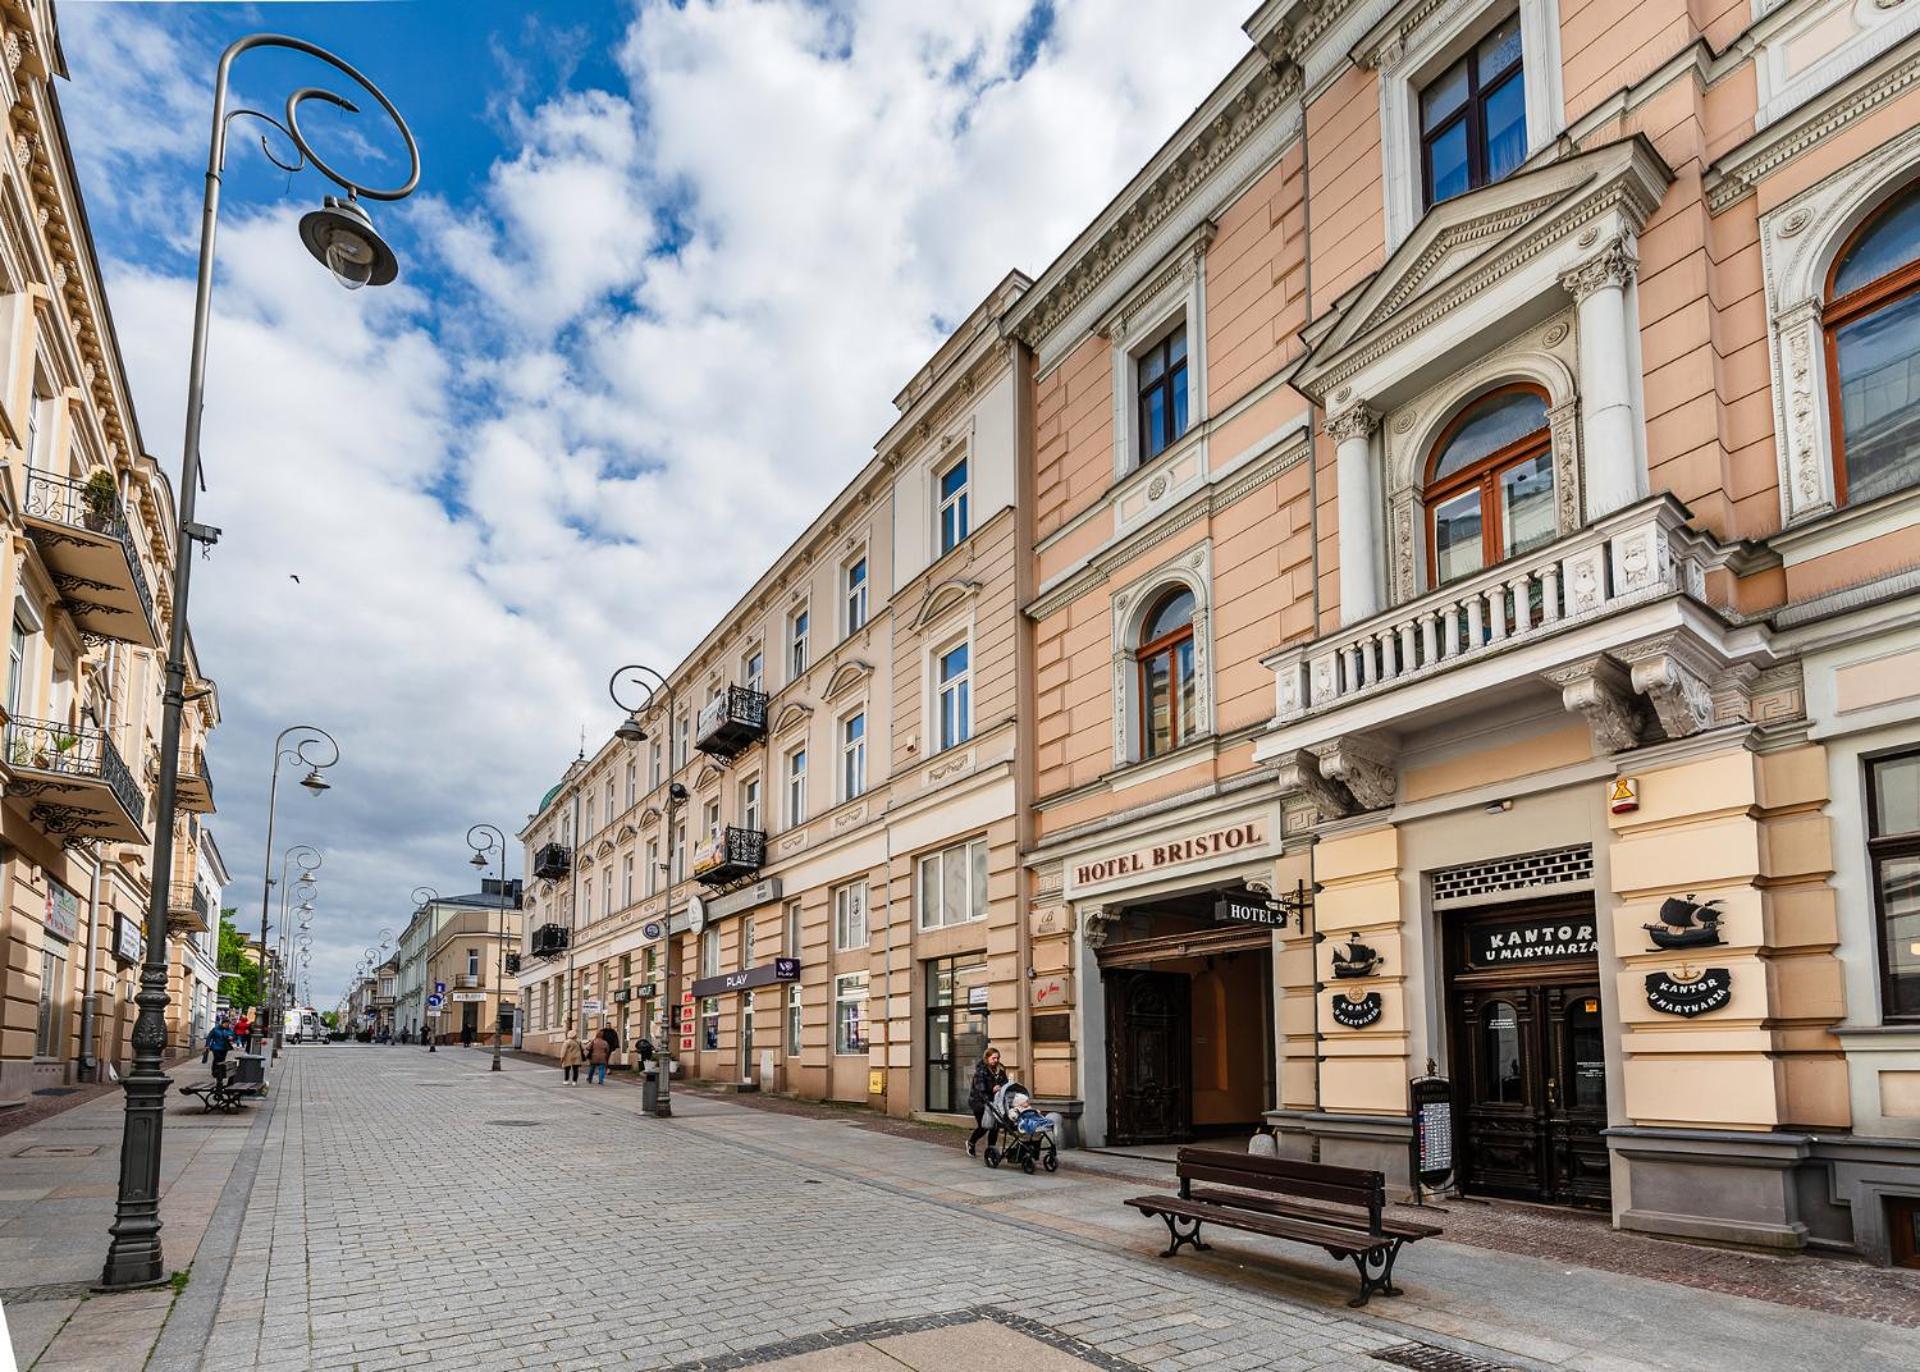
[1105,969,1191,1146]
[1452,982,1609,1206]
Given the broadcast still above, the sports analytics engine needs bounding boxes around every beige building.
[1007,0,1920,1267]
[404,882,520,1046]
[0,3,219,1098]
[519,275,1034,1118]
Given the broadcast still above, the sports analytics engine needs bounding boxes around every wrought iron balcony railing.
[20,469,158,647]
[532,842,571,880]
[695,685,769,762]
[691,825,767,887]
[4,716,147,842]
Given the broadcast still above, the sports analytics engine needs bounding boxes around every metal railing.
[21,469,158,635]
[167,881,212,922]
[4,716,147,826]
[691,825,767,881]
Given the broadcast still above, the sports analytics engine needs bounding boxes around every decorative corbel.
[1544,654,1646,753]
[1271,747,1354,820]
[1317,736,1397,811]
[1623,639,1717,740]
[1082,906,1116,950]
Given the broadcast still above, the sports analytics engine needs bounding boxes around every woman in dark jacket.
[966,1046,1008,1158]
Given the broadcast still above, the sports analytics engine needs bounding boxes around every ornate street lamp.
[412,886,440,1051]
[102,33,420,1291]
[274,844,321,1036]
[257,733,338,1057]
[466,826,513,1072]
[611,664,678,1118]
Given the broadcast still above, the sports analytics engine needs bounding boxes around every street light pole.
[100,33,420,1291]
[412,886,440,1050]
[611,664,678,1119]
[274,845,321,1044]
[256,728,337,1059]
[466,825,511,1073]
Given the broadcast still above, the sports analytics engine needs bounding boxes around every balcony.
[176,749,214,814]
[19,469,159,649]
[167,880,211,934]
[454,972,484,990]
[530,923,571,959]
[692,826,766,888]
[532,842,571,880]
[1255,498,1774,814]
[694,685,769,762]
[3,716,147,844]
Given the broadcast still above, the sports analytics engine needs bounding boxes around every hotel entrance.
[1445,900,1609,1208]
[1096,885,1276,1147]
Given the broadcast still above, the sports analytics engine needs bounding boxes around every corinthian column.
[1562,240,1644,521]
[1326,404,1383,624]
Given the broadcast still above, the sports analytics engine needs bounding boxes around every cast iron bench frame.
[178,1074,267,1114]
[1125,1147,1440,1306]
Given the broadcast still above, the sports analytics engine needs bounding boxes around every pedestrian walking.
[966,1045,1008,1159]
[233,1013,252,1054]
[202,1018,236,1086]
[460,1020,476,1049]
[587,1027,613,1085]
[560,1031,585,1085]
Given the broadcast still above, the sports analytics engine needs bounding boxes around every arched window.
[1136,588,1196,759]
[1424,385,1555,586]
[1826,182,1920,506]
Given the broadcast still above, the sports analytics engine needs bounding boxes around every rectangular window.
[7,614,28,717]
[619,953,631,985]
[845,556,868,634]
[677,712,690,770]
[650,742,662,790]
[784,899,802,957]
[938,457,970,554]
[842,712,866,800]
[1420,14,1525,209]
[701,996,720,1051]
[605,778,616,825]
[917,837,990,930]
[743,649,764,696]
[703,799,721,844]
[741,776,761,834]
[34,945,65,1058]
[585,796,596,836]
[673,821,686,883]
[626,760,637,808]
[583,880,593,925]
[1136,325,1190,462]
[701,926,720,979]
[645,839,660,896]
[786,982,802,1056]
[622,854,635,907]
[834,973,869,1055]
[787,747,808,827]
[791,607,810,678]
[937,641,971,752]
[834,881,867,952]
[466,948,480,977]
[743,915,756,968]
[1870,750,1920,1021]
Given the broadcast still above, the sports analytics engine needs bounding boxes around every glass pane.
[1874,754,1920,837]
[1176,639,1196,747]
[1500,450,1557,558]
[919,856,939,928]
[1432,488,1485,584]
[1836,293,1920,505]
[930,959,954,1008]
[940,460,967,499]
[1144,651,1172,756]
[943,849,968,929]
[1168,327,1187,363]
[941,643,969,681]
[1483,1001,1523,1104]
[1427,119,1470,204]
[1422,58,1469,132]
[1432,390,1550,480]
[1835,182,1920,297]
[928,1060,952,1113]
[1567,998,1605,1109]
[1477,14,1522,75]
[1170,359,1189,439]
[1143,387,1168,458]
[1880,855,1920,1018]
[1483,72,1527,184]
[1140,344,1165,384]
[970,841,988,921]
[1145,589,1194,641]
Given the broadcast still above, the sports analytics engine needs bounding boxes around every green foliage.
[216,909,260,1011]
[319,1010,340,1030]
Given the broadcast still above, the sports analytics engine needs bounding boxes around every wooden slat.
[1125,1195,1381,1256]
[1177,1158,1379,1209]
[1186,1187,1441,1241]
[1176,1146,1381,1191]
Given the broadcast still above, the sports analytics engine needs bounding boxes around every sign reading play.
[1072,820,1265,890]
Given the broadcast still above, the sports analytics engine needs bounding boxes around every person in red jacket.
[233,1014,253,1053]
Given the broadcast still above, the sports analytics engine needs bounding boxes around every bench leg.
[1156,1213,1211,1258]
[1344,1239,1405,1308]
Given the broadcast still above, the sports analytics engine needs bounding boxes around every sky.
[55,0,1257,1008]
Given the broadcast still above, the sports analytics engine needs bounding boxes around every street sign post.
[426,992,444,1009]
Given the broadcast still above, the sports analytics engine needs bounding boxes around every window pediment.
[617,823,636,842]
[694,763,724,792]
[596,838,615,859]
[1297,138,1671,403]
[639,805,662,827]
[909,578,978,630]
[772,701,813,736]
[824,659,873,702]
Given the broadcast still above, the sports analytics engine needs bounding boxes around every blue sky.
[55,0,1255,1006]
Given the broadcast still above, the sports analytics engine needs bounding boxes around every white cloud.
[62,0,1254,1006]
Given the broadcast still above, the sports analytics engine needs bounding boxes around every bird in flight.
[289,574,301,584]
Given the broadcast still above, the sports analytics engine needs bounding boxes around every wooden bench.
[177,1075,267,1114]
[1125,1147,1440,1306]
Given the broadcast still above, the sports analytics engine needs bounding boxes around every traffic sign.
[434,981,446,994]
[426,993,444,1008]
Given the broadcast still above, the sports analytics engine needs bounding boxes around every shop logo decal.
[1330,991,1383,1029]
[1643,894,1724,951]
[1644,968,1732,1017]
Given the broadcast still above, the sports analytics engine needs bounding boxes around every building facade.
[517,276,1034,1118]
[397,881,521,1046]
[0,3,219,1098]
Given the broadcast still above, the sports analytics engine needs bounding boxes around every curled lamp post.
[412,886,440,1050]
[466,825,511,1073]
[102,31,420,1291]
[275,845,321,1037]
[611,664,677,1119]
[258,732,338,1058]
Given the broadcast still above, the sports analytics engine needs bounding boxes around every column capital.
[1324,404,1380,444]
[1560,238,1638,301]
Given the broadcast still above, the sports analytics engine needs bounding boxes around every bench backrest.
[1175,1147,1385,1234]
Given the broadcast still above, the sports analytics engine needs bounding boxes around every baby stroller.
[982,1080,1059,1174]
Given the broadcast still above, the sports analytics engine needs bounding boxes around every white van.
[289,1008,323,1044]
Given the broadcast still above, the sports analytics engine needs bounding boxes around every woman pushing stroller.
[966,1046,1007,1158]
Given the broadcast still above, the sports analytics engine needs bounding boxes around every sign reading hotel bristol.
[1071,819,1267,893]
[1468,916,1597,967]
[1645,968,1732,1017]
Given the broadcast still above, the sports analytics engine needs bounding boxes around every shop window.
[1868,750,1920,1021]
[1136,325,1189,462]
[701,996,720,1051]
[925,957,989,1114]
[917,837,988,930]
[938,457,970,554]
[1136,588,1196,758]
[786,983,803,1056]
[834,973,869,1055]
[1825,182,1920,507]
[34,945,65,1058]
[1425,385,1555,586]
[834,881,867,951]
[1421,14,1525,208]
[784,899,802,957]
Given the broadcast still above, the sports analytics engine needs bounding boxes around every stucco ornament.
[1559,238,1637,300]
[1083,906,1117,950]
[1270,747,1354,820]
[1545,655,1646,753]
[1317,736,1397,811]
[1621,637,1717,739]
[1324,404,1380,444]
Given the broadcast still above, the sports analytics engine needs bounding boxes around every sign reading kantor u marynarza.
[1071,819,1269,893]
[1468,915,1597,968]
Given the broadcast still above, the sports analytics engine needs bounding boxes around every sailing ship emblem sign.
[1330,991,1383,1028]
[1644,967,1732,1017]
[1643,894,1725,951]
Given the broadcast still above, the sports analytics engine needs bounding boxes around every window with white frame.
[625,759,637,808]
[936,640,971,752]
[742,648,764,696]
[622,854,634,907]
[841,711,866,800]
[834,973,869,1055]
[673,820,686,882]
[583,879,593,924]
[937,457,969,554]
[740,775,761,833]
[784,899,802,957]
[605,777,616,825]
[645,838,660,895]
[585,795,596,836]
[701,925,720,979]
[844,555,869,634]
[790,606,810,678]
[650,741,662,790]
[917,837,989,930]
[787,747,808,827]
[676,711,690,770]
[703,798,721,843]
[834,880,867,951]
[466,947,481,977]
[786,982,802,1055]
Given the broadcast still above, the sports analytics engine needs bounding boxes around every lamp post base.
[100,972,172,1290]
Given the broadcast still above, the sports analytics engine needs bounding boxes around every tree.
[216,909,261,1011]
[319,1010,340,1031]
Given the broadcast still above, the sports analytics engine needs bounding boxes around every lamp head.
[300,767,331,794]
[469,850,488,870]
[298,195,399,290]
[615,714,647,744]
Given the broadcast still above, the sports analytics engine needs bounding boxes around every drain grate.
[12,1144,100,1158]
[1371,1344,1521,1372]
[484,1119,542,1128]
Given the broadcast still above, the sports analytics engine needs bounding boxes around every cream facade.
[396,882,522,1045]
[518,276,1034,1118]
[0,4,219,1098]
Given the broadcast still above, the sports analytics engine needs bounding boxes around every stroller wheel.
[984,1146,1002,1168]
[1021,1152,1036,1174]
[1043,1142,1059,1172]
